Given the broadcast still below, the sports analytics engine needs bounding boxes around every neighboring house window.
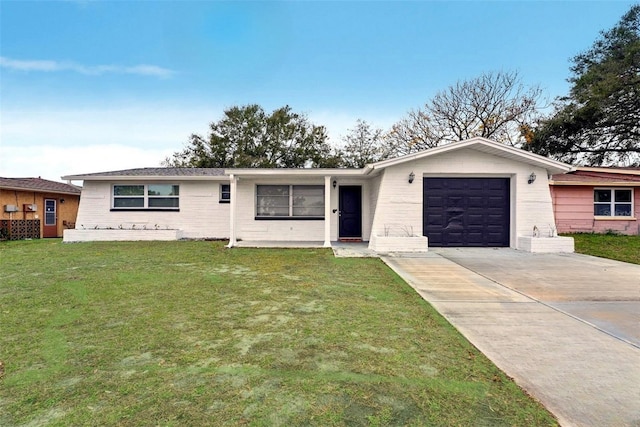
[220,184,231,203]
[113,184,179,210]
[594,188,633,217]
[256,185,324,219]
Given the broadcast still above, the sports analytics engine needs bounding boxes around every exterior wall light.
[332,180,337,189]
[528,172,536,184]
[408,172,415,184]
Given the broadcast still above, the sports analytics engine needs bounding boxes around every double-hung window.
[256,185,324,219]
[220,184,231,203]
[113,184,179,210]
[594,188,633,217]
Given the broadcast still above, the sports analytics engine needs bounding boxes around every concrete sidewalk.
[382,251,640,427]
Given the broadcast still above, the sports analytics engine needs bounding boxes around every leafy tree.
[386,71,543,156]
[340,119,391,167]
[527,5,640,166]
[164,104,341,168]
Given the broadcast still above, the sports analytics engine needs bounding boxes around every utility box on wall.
[4,205,19,213]
[23,204,37,212]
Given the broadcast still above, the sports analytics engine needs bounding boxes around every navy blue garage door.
[423,178,510,247]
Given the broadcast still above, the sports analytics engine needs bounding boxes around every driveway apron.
[382,250,640,427]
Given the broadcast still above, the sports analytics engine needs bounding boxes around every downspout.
[227,174,237,248]
[323,175,331,247]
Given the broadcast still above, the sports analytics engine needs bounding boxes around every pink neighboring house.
[550,167,640,235]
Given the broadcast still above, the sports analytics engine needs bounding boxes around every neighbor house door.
[339,186,362,239]
[43,199,58,238]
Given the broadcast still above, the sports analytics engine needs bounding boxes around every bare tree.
[341,120,391,167]
[386,71,544,155]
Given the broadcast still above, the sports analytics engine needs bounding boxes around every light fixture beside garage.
[408,172,415,184]
[528,172,536,184]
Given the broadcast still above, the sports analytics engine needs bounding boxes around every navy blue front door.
[339,186,362,238]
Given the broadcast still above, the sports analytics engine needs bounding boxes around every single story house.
[0,177,82,240]
[62,137,575,252]
[550,167,640,235]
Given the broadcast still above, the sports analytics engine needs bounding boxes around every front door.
[339,186,362,238]
[43,199,57,238]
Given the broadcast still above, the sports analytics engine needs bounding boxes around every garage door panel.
[429,232,444,245]
[424,178,510,247]
[447,196,464,207]
[445,231,463,244]
[468,181,484,190]
[468,214,484,226]
[427,214,444,226]
[467,197,484,208]
[486,214,505,225]
[445,210,464,227]
[427,196,444,207]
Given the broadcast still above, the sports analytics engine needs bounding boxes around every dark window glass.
[114,198,145,208]
[257,185,289,216]
[114,185,144,196]
[148,184,179,196]
[148,198,180,208]
[615,190,631,203]
[220,184,231,201]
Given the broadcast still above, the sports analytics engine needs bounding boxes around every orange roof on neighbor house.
[0,177,82,195]
[550,167,640,186]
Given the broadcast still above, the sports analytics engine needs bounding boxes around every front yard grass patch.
[566,233,640,265]
[0,240,557,426]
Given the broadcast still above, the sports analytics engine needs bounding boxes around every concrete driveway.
[382,249,640,427]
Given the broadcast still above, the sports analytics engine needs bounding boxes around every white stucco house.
[62,137,575,253]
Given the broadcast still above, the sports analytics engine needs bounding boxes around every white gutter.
[223,168,366,177]
[60,175,229,181]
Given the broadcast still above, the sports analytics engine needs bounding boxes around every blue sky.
[0,0,635,181]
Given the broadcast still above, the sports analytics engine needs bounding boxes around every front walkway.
[382,250,640,427]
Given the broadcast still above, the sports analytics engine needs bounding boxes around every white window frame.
[112,184,180,210]
[594,188,634,218]
[255,184,325,219]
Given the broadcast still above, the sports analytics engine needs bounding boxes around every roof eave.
[369,137,574,174]
[61,175,229,181]
[575,166,640,176]
[225,168,365,177]
[0,185,81,195]
[550,180,640,187]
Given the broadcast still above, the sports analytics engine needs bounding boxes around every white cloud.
[0,56,174,78]
[0,105,218,181]
[1,106,215,149]
[0,144,174,183]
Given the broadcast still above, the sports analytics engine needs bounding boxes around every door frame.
[338,185,363,239]
[43,198,58,238]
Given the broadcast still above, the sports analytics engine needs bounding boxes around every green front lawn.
[567,233,640,265]
[0,240,556,426]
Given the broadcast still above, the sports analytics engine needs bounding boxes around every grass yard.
[0,240,557,426]
[567,233,640,265]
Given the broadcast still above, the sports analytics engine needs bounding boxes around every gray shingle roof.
[64,167,226,178]
[0,177,82,194]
